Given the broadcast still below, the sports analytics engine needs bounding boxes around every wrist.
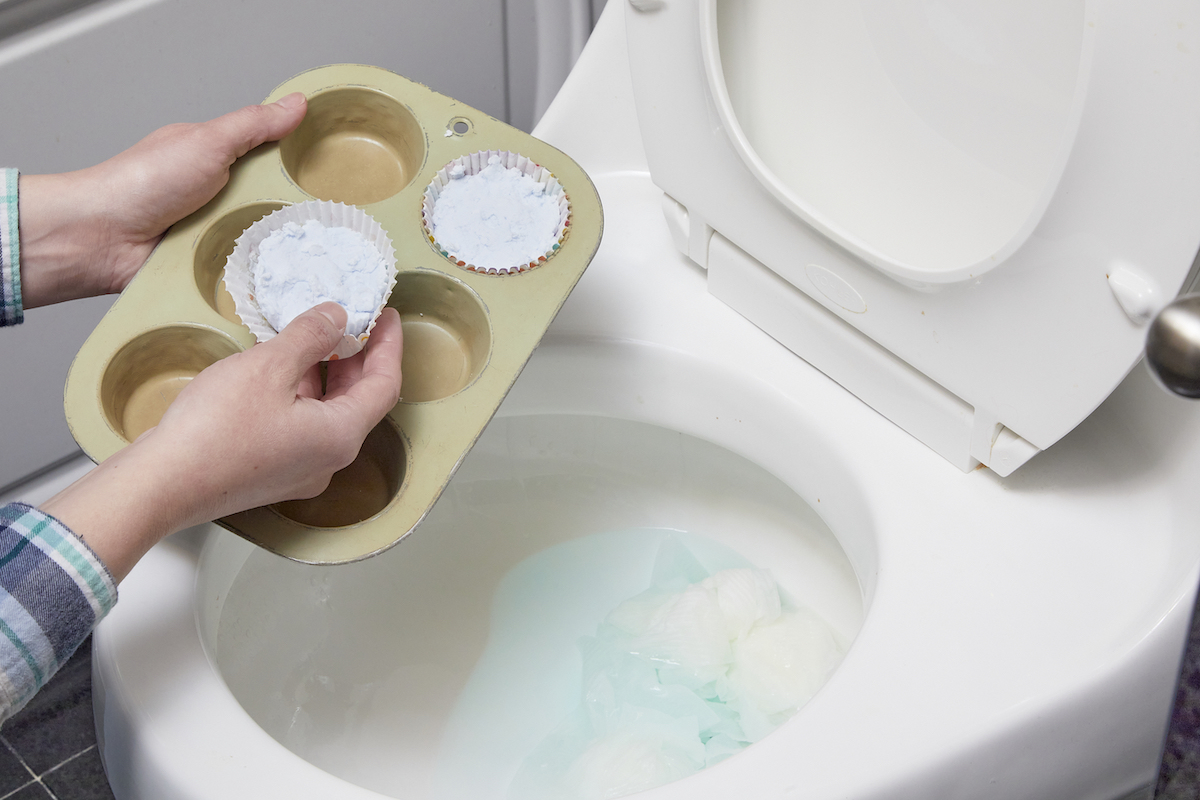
[40,435,196,582]
[18,171,117,308]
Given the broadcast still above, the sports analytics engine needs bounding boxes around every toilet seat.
[92,4,1200,799]
[626,0,1200,474]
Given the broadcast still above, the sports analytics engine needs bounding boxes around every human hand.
[41,303,403,581]
[19,93,307,308]
[146,303,404,522]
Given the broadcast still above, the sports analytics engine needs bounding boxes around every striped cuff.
[0,502,117,722]
[0,169,20,327]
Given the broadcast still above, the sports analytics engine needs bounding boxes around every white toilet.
[89,1,1200,799]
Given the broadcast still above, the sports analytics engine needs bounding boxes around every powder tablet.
[252,219,389,336]
[430,155,562,270]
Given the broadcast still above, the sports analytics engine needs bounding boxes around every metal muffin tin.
[62,64,604,564]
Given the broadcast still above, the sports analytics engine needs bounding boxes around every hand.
[41,303,403,581]
[147,303,404,521]
[19,93,307,307]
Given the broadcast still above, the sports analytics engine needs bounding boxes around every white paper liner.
[421,150,571,275]
[223,200,398,360]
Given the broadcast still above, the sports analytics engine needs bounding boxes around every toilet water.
[433,529,844,800]
[213,415,862,798]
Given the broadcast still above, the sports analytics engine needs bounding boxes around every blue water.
[430,528,762,800]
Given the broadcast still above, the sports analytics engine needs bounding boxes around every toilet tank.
[626,0,1200,475]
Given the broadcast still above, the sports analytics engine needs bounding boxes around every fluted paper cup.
[223,200,397,360]
[422,150,571,275]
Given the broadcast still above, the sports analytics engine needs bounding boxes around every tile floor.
[0,637,112,800]
[1157,590,1200,799]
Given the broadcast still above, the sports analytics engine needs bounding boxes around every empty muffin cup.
[271,418,407,528]
[280,87,425,206]
[101,326,242,442]
[223,200,398,360]
[389,270,492,402]
[422,150,571,275]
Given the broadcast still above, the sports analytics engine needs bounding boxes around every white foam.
[464,533,847,800]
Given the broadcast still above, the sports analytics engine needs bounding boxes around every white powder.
[252,219,388,336]
[431,156,561,269]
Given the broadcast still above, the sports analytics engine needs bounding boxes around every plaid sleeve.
[0,168,20,327]
[0,502,117,722]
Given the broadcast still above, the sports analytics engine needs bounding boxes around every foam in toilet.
[432,530,843,800]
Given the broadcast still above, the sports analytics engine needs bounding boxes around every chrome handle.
[1146,293,1200,398]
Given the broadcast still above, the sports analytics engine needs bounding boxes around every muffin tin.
[62,64,604,564]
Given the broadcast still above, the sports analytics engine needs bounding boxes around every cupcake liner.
[224,200,398,360]
[422,150,571,275]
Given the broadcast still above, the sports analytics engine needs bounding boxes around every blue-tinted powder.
[431,156,561,269]
[252,219,388,336]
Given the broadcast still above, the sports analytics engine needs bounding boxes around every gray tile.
[42,748,112,800]
[1157,593,1200,799]
[0,742,34,796]
[3,783,53,800]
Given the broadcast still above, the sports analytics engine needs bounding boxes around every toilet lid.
[626,0,1200,473]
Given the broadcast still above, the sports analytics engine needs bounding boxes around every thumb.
[267,302,348,385]
[207,92,307,162]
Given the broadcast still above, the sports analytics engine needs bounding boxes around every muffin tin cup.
[224,200,398,360]
[100,325,242,443]
[63,64,604,564]
[422,150,571,275]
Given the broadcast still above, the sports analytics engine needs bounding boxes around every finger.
[324,347,365,398]
[264,302,348,387]
[325,308,403,432]
[205,92,307,163]
[326,308,402,400]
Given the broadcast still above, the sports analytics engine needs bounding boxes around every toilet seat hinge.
[660,192,713,269]
[689,213,714,269]
[969,408,1003,468]
[969,408,1041,477]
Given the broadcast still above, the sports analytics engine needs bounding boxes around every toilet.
[88,1,1200,799]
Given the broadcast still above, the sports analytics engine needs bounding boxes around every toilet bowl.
[93,2,1200,799]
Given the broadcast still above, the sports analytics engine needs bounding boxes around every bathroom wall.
[0,0,99,39]
[0,0,602,491]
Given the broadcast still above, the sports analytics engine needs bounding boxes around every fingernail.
[315,304,346,332]
[276,92,305,110]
